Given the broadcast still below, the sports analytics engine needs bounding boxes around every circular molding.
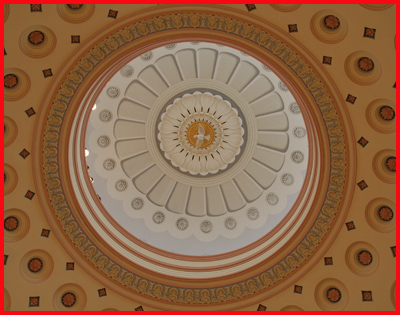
[34,6,354,310]
[19,25,57,58]
[4,288,11,311]
[391,281,396,309]
[365,198,395,233]
[4,68,31,101]
[4,164,18,196]
[359,4,394,11]
[310,10,348,44]
[366,99,396,134]
[344,51,382,85]
[372,149,395,184]
[53,283,87,311]
[57,4,95,23]
[4,4,9,23]
[158,92,244,176]
[345,241,379,276]
[4,209,30,242]
[120,65,134,77]
[315,278,349,311]
[270,4,301,12]
[280,305,304,311]
[19,249,54,283]
[4,116,18,147]
[102,308,119,311]
[99,110,113,122]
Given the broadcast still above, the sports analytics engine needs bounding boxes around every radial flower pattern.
[88,42,308,246]
[158,92,244,175]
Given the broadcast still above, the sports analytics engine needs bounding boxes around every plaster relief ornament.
[4,74,18,88]
[158,92,244,175]
[153,212,165,224]
[97,135,110,148]
[358,57,374,72]
[28,31,45,45]
[106,86,120,98]
[120,65,134,78]
[327,288,341,303]
[131,197,144,210]
[247,207,259,220]
[99,110,112,122]
[4,216,18,231]
[324,15,340,30]
[379,106,395,120]
[378,206,393,221]
[289,102,301,114]
[103,158,115,170]
[28,258,43,273]
[62,293,76,307]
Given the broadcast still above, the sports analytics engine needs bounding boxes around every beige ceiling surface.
[4,4,396,311]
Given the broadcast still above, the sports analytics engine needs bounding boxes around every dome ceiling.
[4,4,395,311]
[85,41,309,255]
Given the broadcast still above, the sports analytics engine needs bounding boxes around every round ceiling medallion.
[345,51,382,85]
[53,284,86,311]
[378,206,393,221]
[366,99,396,133]
[35,6,353,310]
[310,10,348,43]
[158,92,244,175]
[4,216,18,231]
[324,15,340,30]
[315,279,349,311]
[380,106,395,121]
[28,258,43,273]
[4,74,18,88]
[20,249,54,283]
[365,198,396,233]
[28,30,45,45]
[19,25,57,58]
[4,116,18,147]
[4,209,30,242]
[4,68,30,101]
[345,242,379,276]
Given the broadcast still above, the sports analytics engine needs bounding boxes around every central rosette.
[158,91,244,175]
[186,121,215,149]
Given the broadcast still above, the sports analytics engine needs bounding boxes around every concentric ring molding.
[19,249,54,283]
[33,5,355,310]
[57,4,95,23]
[390,281,396,309]
[4,116,18,147]
[4,68,31,101]
[314,278,349,311]
[372,149,396,184]
[310,10,348,44]
[359,4,394,11]
[366,99,396,134]
[280,305,304,311]
[19,25,57,58]
[4,209,30,242]
[345,241,379,276]
[4,164,18,196]
[344,51,382,85]
[53,283,87,311]
[4,288,11,311]
[365,198,396,233]
[270,4,301,12]
[4,4,10,23]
